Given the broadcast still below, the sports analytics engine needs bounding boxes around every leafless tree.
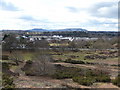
[9,51,24,65]
[69,39,91,49]
[92,38,112,49]
[23,51,55,76]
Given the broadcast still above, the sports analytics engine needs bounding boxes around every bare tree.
[69,39,91,49]
[92,38,112,49]
[34,53,54,75]
[9,51,24,65]
[23,51,55,76]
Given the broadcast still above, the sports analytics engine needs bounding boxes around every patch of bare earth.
[14,75,91,88]
[14,76,65,88]
[92,83,120,89]
[14,76,120,89]
[94,59,118,65]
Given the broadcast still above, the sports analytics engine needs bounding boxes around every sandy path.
[14,75,90,88]
[14,75,119,89]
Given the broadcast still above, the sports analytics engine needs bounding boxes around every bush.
[52,65,111,86]
[84,54,107,60]
[2,73,15,89]
[73,76,95,86]
[26,60,33,64]
[112,76,120,87]
[85,62,96,65]
[52,72,73,79]
[2,55,9,60]
[95,75,111,82]
[52,67,83,79]
[85,69,109,77]
[72,71,110,86]
[65,59,85,64]
[2,62,10,69]
[72,69,111,86]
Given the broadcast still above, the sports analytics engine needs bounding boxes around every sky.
[0,0,119,31]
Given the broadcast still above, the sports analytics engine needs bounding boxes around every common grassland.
[2,49,119,88]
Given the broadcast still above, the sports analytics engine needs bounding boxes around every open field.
[2,48,120,89]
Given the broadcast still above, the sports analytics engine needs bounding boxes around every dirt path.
[14,76,65,88]
[92,83,119,89]
[14,75,119,89]
[14,75,90,88]
[54,62,119,71]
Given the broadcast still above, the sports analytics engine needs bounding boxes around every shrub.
[52,72,73,79]
[53,65,111,86]
[84,54,107,59]
[26,60,33,64]
[65,59,85,64]
[85,62,94,64]
[2,62,10,69]
[95,75,111,82]
[52,67,83,79]
[86,70,97,76]
[73,76,95,86]
[2,55,9,60]
[73,69,111,86]
[112,76,120,87]
[2,73,15,89]
[85,69,109,77]
[72,49,79,52]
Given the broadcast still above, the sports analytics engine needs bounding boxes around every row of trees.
[2,34,49,52]
[2,33,118,51]
[69,37,118,49]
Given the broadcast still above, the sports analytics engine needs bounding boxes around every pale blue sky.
[0,0,118,31]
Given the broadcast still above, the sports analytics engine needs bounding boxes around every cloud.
[0,0,19,11]
[73,17,118,31]
[66,2,118,19]
[19,15,50,24]
[66,6,79,13]
[88,19,117,25]
[0,0,118,31]
[19,15,36,21]
[89,2,118,19]
[118,2,120,19]
[93,2,114,8]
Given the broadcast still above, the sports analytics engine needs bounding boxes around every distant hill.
[1,28,118,38]
[55,28,88,32]
[1,28,118,33]
[26,28,49,32]
[25,28,88,32]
